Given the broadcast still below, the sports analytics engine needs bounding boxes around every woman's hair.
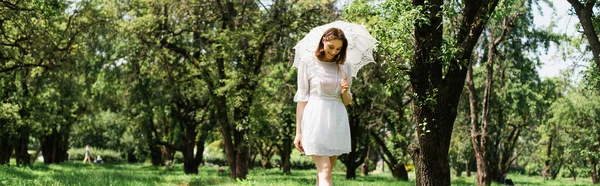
[315,28,348,64]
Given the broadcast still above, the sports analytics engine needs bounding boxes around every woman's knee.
[317,171,332,180]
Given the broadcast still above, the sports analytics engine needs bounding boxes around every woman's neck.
[317,55,335,62]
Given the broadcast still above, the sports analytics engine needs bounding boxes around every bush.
[68,148,123,163]
[525,163,542,176]
[173,151,183,164]
[204,156,228,166]
[291,159,314,170]
[561,167,591,178]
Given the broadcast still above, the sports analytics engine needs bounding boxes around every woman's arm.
[294,102,307,152]
[341,77,352,106]
[341,91,352,106]
[296,102,307,135]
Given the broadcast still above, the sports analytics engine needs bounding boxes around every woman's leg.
[85,156,92,165]
[329,156,338,168]
[312,155,333,186]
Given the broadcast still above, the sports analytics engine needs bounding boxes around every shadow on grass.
[26,162,169,186]
[0,165,37,180]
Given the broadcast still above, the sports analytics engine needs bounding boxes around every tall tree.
[120,0,337,177]
[0,0,104,165]
[406,0,500,184]
[466,1,523,184]
[344,0,416,180]
[566,0,600,72]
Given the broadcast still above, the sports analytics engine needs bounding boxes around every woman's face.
[322,39,343,61]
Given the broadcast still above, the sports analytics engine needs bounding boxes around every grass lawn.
[0,161,594,186]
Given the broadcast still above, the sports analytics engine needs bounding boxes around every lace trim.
[303,146,350,156]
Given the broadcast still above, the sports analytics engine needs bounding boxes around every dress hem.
[303,152,350,157]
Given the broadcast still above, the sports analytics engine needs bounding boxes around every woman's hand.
[293,134,304,153]
[341,77,349,94]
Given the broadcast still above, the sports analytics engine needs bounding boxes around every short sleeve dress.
[294,55,352,156]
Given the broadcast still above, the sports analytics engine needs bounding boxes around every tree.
[344,0,416,180]
[0,0,106,165]
[535,78,565,180]
[549,87,600,183]
[405,0,500,184]
[465,1,527,184]
[566,0,600,72]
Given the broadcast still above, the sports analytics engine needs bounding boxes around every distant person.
[498,171,515,185]
[83,145,93,165]
[95,155,104,164]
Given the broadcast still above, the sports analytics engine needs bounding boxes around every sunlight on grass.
[0,161,594,186]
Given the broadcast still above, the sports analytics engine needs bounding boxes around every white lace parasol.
[292,21,378,77]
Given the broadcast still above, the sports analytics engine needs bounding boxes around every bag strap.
[337,64,343,79]
[337,63,348,105]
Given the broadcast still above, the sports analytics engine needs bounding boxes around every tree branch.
[0,63,53,73]
[1,0,33,11]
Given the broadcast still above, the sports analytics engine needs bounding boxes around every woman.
[293,28,352,186]
[83,145,93,165]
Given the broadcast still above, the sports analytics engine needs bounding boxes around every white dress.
[294,55,352,156]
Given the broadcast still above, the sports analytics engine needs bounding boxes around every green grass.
[0,161,594,186]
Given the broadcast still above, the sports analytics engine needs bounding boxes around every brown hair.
[315,28,348,64]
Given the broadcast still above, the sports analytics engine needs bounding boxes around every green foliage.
[0,103,22,138]
[67,148,123,163]
[344,1,415,174]
[344,0,415,89]
[548,86,600,167]
[70,110,127,150]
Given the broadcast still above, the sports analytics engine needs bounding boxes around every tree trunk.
[408,0,499,184]
[183,123,201,174]
[467,61,491,186]
[344,150,363,180]
[0,136,11,164]
[361,163,369,176]
[14,128,30,166]
[550,163,561,180]
[343,110,368,180]
[569,167,577,181]
[41,127,69,164]
[260,153,273,169]
[391,163,409,180]
[468,13,515,185]
[164,146,175,166]
[370,130,408,180]
[345,166,357,180]
[30,146,41,164]
[466,159,471,177]
[15,77,31,166]
[234,129,249,179]
[592,157,598,184]
[214,49,250,180]
[343,151,365,179]
[257,143,274,169]
[126,149,138,163]
[195,129,208,167]
[454,167,461,177]
[279,138,292,174]
[566,0,600,72]
[150,144,163,166]
[542,136,551,181]
[217,95,239,179]
[361,147,371,176]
